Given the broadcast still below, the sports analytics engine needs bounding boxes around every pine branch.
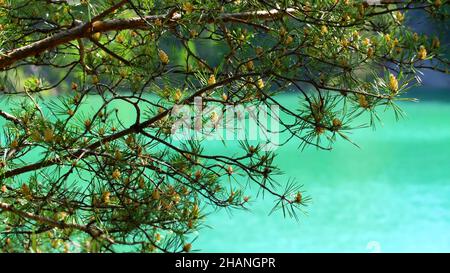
[0,201,104,238]
[0,75,242,180]
[0,8,295,70]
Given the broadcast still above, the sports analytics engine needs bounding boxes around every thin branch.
[89,38,132,66]
[0,110,22,125]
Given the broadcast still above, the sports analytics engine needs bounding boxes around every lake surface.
[195,95,450,253]
[1,90,449,252]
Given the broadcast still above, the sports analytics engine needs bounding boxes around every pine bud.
[174,89,182,102]
[256,78,265,89]
[183,243,192,252]
[417,45,427,60]
[10,139,19,148]
[190,29,198,38]
[182,2,194,14]
[56,212,68,221]
[84,119,91,129]
[394,11,404,23]
[21,184,31,199]
[116,34,124,44]
[432,37,440,49]
[51,240,59,249]
[158,49,169,65]
[341,38,349,48]
[139,177,145,189]
[194,170,202,180]
[227,165,233,175]
[246,60,254,71]
[102,191,111,204]
[389,73,399,94]
[152,189,161,200]
[255,47,263,55]
[249,145,256,154]
[332,118,342,129]
[114,149,122,160]
[279,27,287,37]
[284,35,294,45]
[295,192,302,203]
[207,74,216,86]
[125,135,136,147]
[362,38,371,47]
[43,128,54,142]
[210,112,219,123]
[92,32,101,41]
[367,47,374,58]
[358,95,369,109]
[393,38,399,47]
[112,169,121,180]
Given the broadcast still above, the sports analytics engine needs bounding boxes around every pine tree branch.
[0,201,104,238]
[0,75,242,180]
[0,0,427,70]
[0,8,295,70]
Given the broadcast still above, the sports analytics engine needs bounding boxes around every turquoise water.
[195,99,450,253]
[1,92,450,252]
